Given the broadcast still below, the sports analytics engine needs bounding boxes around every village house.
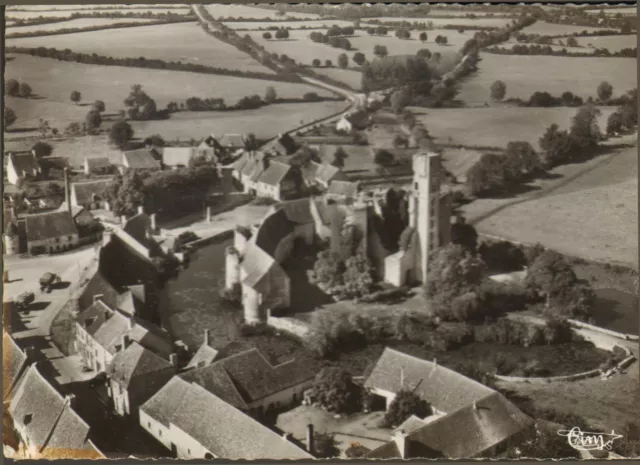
[69,180,112,211]
[363,348,534,459]
[218,133,246,153]
[139,348,315,460]
[8,363,104,459]
[162,147,195,168]
[24,210,79,255]
[3,332,33,405]
[6,151,40,186]
[230,152,298,201]
[300,161,348,190]
[121,148,162,172]
[83,157,113,175]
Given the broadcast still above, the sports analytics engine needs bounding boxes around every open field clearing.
[5,17,157,32]
[492,43,590,54]
[458,53,637,106]
[363,16,513,28]
[519,21,619,36]
[222,19,354,30]
[584,7,638,16]
[203,4,320,19]
[574,33,637,51]
[314,68,363,90]
[7,22,275,74]
[4,55,336,137]
[6,8,192,20]
[461,135,638,266]
[129,101,349,141]
[412,106,616,148]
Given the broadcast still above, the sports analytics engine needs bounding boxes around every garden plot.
[6,22,274,74]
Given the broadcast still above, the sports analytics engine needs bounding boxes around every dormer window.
[24,413,33,425]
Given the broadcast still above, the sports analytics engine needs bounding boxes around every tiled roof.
[253,209,295,257]
[71,179,111,205]
[8,152,39,177]
[78,271,121,311]
[25,211,78,242]
[186,344,220,370]
[43,402,92,455]
[162,147,194,167]
[219,134,246,148]
[327,180,359,198]
[364,348,495,414]
[392,415,429,435]
[3,332,28,401]
[366,440,401,459]
[316,163,345,184]
[181,348,314,407]
[122,149,161,170]
[142,378,313,459]
[84,157,111,171]
[56,203,86,218]
[38,156,69,171]
[404,392,534,458]
[107,341,173,388]
[241,243,284,289]
[257,161,291,187]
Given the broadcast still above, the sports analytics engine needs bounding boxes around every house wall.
[169,423,215,459]
[109,379,130,416]
[110,369,175,419]
[140,410,173,450]
[7,162,20,186]
[257,266,290,311]
[28,233,79,254]
[75,323,114,372]
[247,379,313,414]
[256,182,280,201]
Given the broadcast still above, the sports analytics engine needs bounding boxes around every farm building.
[230,152,298,201]
[218,133,246,152]
[162,147,195,168]
[121,149,162,172]
[24,210,79,255]
[364,348,534,459]
[83,157,112,175]
[6,152,40,186]
[69,179,112,211]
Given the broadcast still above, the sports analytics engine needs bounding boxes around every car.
[40,272,61,293]
[14,292,35,310]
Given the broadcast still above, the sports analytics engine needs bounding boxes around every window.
[188,449,191,455]
[148,422,151,428]
[159,429,163,437]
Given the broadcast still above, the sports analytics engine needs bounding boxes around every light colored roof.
[8,152,39,177]
[186,344,220,370]
[122,149,161,170]
[257,161,291,187]
[162,147,194,167]
[142,377,313,459]
[25,211,78,242]
[327,180,359,197]
[107,340,173,388]
[219,134,246,148]
[364,348,495,414]
[71,180,111,205]
[56,203,86,218]
[84,157,110,170]
[392,415,429,435]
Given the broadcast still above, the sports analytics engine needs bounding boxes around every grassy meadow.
[223,20,354,30]
[6,22,275,74]
[362,16,513,28]
[313,68,363,90]
[5,7,192,20]
[519,21,620,36]
[203,4,320,19]
[5,17,158,32]
[457,53,637,106]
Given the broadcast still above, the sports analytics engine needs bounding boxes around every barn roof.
[122,149,161,170]
[71,180,111,205]
[24,211,78,242]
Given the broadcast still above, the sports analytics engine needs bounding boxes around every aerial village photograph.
[1,1,638,461]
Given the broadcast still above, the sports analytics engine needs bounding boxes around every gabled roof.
[71,180,111,205]
[56,203,86,218]
[201,135,223,150]
[186,344,220,370]
[392,415,429,435]
[253,208,295,256]
[25,211,78,242]
[162,147,194,167]
[141,377,313,460]
[3,332,29,401]
[219,134,246,148]
[122,149,161,170]
[107,341,173,388]
[364,348,495,414]
[84,157,111,171]
[241,243,285,289]
[327,180,359,198]
[78,271,121,311]
[257,161,291,187]
[8,152,39,177]
[316,163,345,184]
[366,440,401,459]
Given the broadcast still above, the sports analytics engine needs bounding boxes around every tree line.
[5,19,191,39]
[308,30,352,50]
[486,43,636,58]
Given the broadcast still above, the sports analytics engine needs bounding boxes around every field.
[411,106,617,148]
[519,21,619,36]
[461,134,638,266]
[314,68,363,90]
[5,17,157,33]
[4,54,337,138]
[5,8,192,20]
[222,20,354,30]
[574,33,637,51]
[458,53,637,106]
[203,4,320,19]
[7,22,275,74]
[362,16,513,28]
[495,43,592,54]
[584,7,638,16]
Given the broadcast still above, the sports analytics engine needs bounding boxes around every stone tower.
[408,152,442,283]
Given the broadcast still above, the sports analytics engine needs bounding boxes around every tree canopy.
[382,390,433,428]
[124,84,158,121]
[310,367,361,413]
[4,107,17,128]
[490,80,507,101]
[31,141,53,159]
[109,121,134,149]
[70,90,82,105]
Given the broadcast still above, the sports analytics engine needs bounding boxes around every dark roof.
[43,403,92,455]
[253,209,294,256]
[364,348,495,414]
[9,152,39,177]
[186,344,220,370]
[84,157,111,170]
[262,134,298,156]
[142,377,313,459]
[366,440,402,459]
[201,135,223,150]
[122,149,161,170]
[327,180,359,198]
[39,156,69,171]
[78,271,121,311]
[257,161,291,187]
[107,341,173,388]
[219,134,246,148]
[3,332,28,401]
[25,211,78,242]
[72,180,111,205]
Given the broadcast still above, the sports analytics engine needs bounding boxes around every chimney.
[64,168,71,215]
[137,205,144,215]
[121,334,130,350]
[93,294,104,304]
[306,424,314,455]
[203,329,209,346]
[66,394,76,409]
[150,213,157,233]
[393,429,409,459]
[170,353,178,366]
[120,215,127,225]
[128,318,134,330]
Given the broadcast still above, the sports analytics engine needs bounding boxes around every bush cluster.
[308,31,352,50]
[487,43,636,58]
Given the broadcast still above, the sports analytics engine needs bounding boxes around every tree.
[419,31,428,42]
[331,147,348,168]
[465,153,509,196]
[597,81,613,102]
[503,141,542,182]
[312,58,321,67]
[18,82,32,98]
[313,433,340,458]
[5,79,19,97]
[124,84,157,121]
[31,141,53,159]
[325,59,333,67]
[417,48,432,59]
[538,123,575,169]
[107,170,145,217]
[569,105,601,150]
[338,53,349,69]
[490,80,507,101]
[352,52,366,66]
[383,390,432,428]
[426,244,487,300]
[390,88,413,114]
[144,134,165,148]
[374,149,394,168]
[265,86,277,103]
[262,31,272,39]
[309,367,361,413]
[393,135,409,149]
[70,90,82,105]
[566,36,578,47]
[85,110,102,132]
[109,121,134,149]
[4,107,16,128]
[93,100,106,112]
[450,216,478,253]
[606,111,625,135]
[373,44,388,57]
[525,250,576,299]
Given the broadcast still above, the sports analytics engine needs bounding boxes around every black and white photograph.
[2,1,639,461]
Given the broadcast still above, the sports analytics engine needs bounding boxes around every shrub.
[542,318,574,344]
[522,359,549,377]
[382,390,432,428]
[310,367,362,413]
[428,322,473,351]
[490,352,516,375]
[478,240,527,273]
